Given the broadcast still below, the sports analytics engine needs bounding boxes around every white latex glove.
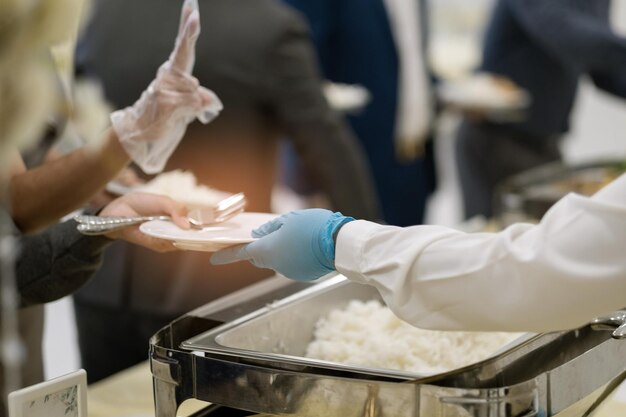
[110,0,223,174]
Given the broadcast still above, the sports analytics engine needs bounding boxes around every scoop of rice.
[139,170,231,208]
[305,300,522,375]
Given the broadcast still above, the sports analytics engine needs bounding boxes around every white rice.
[305,299,523,375]
[139,170,231,208]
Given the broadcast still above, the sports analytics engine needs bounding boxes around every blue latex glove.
[210,209,354,281]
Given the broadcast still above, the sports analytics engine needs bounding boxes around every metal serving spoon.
[75,193,246,235]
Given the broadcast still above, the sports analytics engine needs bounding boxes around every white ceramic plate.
[139,212,277,252]
[437,73,530,113]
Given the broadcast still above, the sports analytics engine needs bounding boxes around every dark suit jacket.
[74,0,381,315]
[283,0,436,227]
[482,0,626,138]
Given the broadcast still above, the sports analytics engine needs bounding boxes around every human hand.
[99,192,189,252]
[87,167,144,210]
[110,0,223,174]
[211,209,354,281]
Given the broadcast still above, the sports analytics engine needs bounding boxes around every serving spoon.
[75,193,246,235]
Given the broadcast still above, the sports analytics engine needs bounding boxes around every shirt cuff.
[335,219,384,284]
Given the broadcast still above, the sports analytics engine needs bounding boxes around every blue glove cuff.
[318,212,354,269]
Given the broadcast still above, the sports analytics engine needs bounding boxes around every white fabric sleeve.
[335,173,626,332]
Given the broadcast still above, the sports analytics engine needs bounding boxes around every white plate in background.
[437,73,530,116]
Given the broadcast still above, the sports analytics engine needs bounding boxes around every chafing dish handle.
[590,311,626,339]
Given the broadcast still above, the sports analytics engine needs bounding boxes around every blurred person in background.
[456,0,626,219]
[281,0,438,227]
[73,0,381,382]
[0,0,210,407]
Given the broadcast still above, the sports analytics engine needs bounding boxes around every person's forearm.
[336,174,626,332]
[10,128,130,233]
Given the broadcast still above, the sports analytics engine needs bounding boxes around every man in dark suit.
[73,0,380,382]
[456,0,626,219]
[283,0,437,227]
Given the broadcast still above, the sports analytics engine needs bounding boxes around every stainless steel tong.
[75,192,247,235]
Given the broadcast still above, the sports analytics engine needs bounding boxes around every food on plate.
[139,170,232,208]
[305,299,522,375]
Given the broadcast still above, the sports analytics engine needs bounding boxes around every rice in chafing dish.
[305,299,523,375]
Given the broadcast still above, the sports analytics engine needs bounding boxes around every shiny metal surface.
[75,192,247,235]
[150,275,626,417]
[591,310,626,339]
[186,192,247,227]
[75,214,171,235]
[182,275,532,380]
[495,159,626,226]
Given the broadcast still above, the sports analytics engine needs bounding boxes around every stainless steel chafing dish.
[150,275,626,417]
[495,159,626,226]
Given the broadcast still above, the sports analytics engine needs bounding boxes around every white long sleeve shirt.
[336,173,626,333]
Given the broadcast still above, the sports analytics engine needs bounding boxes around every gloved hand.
[110,0,223,174]
[211,209,354,281]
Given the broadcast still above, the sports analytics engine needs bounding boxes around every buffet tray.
[496,159,626,225]
[152,275,626,417]
[181,275,532,381]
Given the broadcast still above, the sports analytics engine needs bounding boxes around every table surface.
[88,361,626,417]
[88,361,208,417]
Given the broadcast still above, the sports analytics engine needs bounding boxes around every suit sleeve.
[282,0,335,71]
[16,219,111,307]
[264,12,381,221]
[588,68,626,99]
[336,173,626,333]
[506,0,626,96]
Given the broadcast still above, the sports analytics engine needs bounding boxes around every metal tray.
[153,275,626,417]
[495,159,626,225]
[181,275,531,381]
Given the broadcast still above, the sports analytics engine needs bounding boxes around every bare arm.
[9,128,130,233]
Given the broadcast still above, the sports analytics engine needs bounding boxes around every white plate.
[139,212,277,252]
[437,73,530,113]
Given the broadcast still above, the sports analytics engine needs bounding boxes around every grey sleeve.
[264,12,381,221]
[16,220,111,307]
